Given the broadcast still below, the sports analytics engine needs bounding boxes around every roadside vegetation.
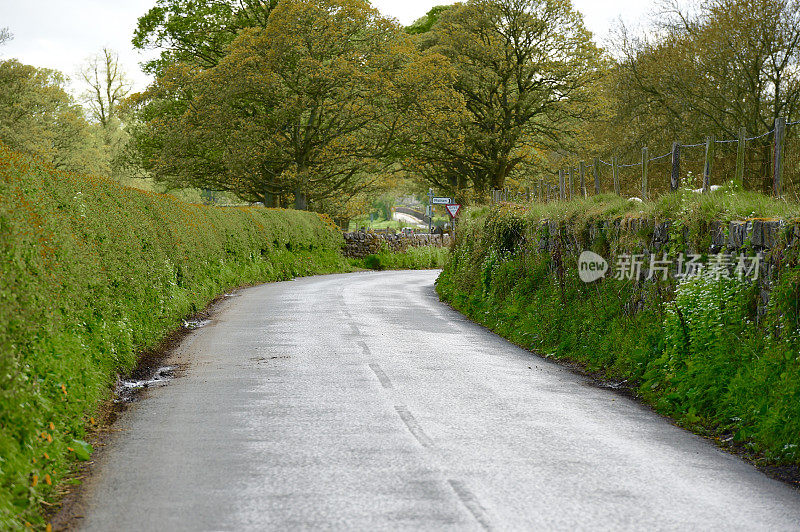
[352,245,450,271]
[0,144,349,529]
[437,195,800,470]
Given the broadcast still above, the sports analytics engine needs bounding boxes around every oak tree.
[406,0,602,196]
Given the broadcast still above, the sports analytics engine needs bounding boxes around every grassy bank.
[0,144,349,528]
[436,191,800,469]
[351,245,449,270]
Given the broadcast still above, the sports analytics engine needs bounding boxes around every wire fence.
[491,118,799,205]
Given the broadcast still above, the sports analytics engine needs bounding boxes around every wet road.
[78,270,800,530]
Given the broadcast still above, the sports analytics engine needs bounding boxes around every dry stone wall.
[530,217,788,317]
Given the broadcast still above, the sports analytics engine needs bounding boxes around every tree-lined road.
[78,271,800,530]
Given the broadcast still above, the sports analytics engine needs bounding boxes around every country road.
[75,270,800,531]
[392,211,427,227]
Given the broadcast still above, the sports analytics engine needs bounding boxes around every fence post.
[593,157,601,195]
[579,161,586,198]
[774,117,786,197]
[641,146,649,200]
[703,135,715,193]
[612,156,620,196]
[670,142,681,191]
[736,127,746,189]
[567,167,574,198]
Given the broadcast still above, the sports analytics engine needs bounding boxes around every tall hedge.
[0,143,347,528]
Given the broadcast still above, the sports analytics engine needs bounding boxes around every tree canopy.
[132,0,278,76]
[596,0,800,161]
[125,0,800,209]
[0,60,107,176]
[128,0,461,212]
[402,0,602,196]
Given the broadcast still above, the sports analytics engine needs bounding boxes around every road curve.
[77,270,800,531]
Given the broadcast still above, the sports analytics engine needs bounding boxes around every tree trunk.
[294,188,308,210]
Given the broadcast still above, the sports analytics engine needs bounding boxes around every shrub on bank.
[0,143,348,528]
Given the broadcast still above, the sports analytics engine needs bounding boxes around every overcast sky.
[0,0,657,97]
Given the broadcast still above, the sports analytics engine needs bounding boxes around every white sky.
[0,0,656,97]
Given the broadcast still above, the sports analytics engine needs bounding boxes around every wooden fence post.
[612,156,620,196]
[567,167,574,198]
[703,135,715,193]
[641,147,649,200]
[670,142,681,191]
[736,127,746,189]
[579,161,586,198]
[593,157,601,195]
[774,117,786,197]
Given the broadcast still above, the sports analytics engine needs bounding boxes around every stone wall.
[342,231,452,259]
[529,217,788,316]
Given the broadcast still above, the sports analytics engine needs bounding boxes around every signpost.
[427,188,434,234]
[446,203,461,234]
[427,189,460,235]
[445,204,460,218]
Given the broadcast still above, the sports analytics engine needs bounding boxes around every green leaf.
[70,439,93,461]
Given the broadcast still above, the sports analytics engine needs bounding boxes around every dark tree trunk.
[294,188,308,210]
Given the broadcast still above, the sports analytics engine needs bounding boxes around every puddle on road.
[114,366,177,403]
[250,355,290,364]
[182,319,211,330]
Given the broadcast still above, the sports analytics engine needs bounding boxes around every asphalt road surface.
[77,270,800,531]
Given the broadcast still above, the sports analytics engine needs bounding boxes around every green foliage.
[405,0,603,197]
[0,143,348,528]
[437,202,800,470]
[406,5,453,34]
[354,246,449,270]
[132,0,278,76]
[593,0,800,172]
[69,440,92,461]
[0,60,108,177]
[128,0,460,216]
